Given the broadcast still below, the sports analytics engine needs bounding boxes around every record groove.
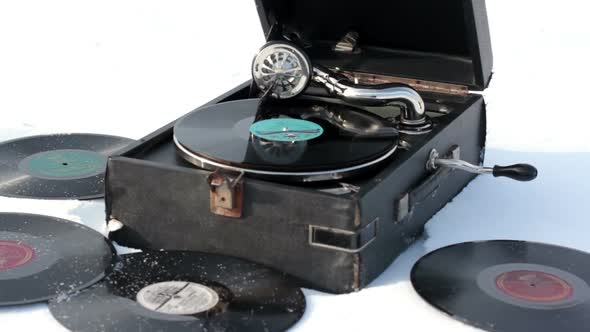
[49,251,306,332]
[174,98,398,181]
[411,240,590,332]
[0,133,134,199]
[0,213,116,305]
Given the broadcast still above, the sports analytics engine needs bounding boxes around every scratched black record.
[0,213,115,305]
[0,133,133,199]
[174,98,398,182]
[411,240,590,332]
[49,251,306,332]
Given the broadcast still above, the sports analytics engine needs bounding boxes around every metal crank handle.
[427,149,538,182]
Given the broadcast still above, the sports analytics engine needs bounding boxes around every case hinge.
[207,171,244,218]
[333,31,360,54]
[308,218,378,253]
[336,70,469,96]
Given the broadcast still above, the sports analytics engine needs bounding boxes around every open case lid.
[255,0,493,91]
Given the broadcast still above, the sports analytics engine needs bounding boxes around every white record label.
[136,281,219,315]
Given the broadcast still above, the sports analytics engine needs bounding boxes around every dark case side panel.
[358,98,486,288]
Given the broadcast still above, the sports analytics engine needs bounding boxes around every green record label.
[250,119,323,142]
[19,149,107,180]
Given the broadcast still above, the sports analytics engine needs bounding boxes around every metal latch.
[207,171,245,218]
[308,218,378,253]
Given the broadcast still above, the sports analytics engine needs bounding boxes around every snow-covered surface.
[0,1,589,331]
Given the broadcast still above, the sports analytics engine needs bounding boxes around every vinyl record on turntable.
[411,240,590,332]
[0,133,134,199]
[0,213,115,305]
[49,251,306,332]
[174,97,399,182]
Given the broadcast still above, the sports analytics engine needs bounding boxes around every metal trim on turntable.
[174,135,398,182]
[172,98,400,183]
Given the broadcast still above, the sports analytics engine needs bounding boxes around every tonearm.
[251,41,432,134]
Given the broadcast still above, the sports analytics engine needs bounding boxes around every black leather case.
[106,0,492,294]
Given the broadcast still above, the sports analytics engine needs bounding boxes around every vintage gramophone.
[106,0,536,293]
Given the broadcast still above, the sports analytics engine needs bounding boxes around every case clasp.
[207,171,245,218]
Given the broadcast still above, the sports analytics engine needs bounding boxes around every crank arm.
[426,149,538,182]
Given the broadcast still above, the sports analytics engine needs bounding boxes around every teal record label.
[250,119,323,142]
[18,149,107,180]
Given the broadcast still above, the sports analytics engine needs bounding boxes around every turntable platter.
[174,98,399,182]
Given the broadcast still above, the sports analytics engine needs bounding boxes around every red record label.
[0,240,36,270]
[496,270,574,303]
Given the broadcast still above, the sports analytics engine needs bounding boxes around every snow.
[0,1,589,331]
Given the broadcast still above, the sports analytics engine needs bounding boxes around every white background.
[0,1,589,331]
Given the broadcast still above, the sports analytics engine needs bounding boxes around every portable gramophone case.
[106,0,494,293]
